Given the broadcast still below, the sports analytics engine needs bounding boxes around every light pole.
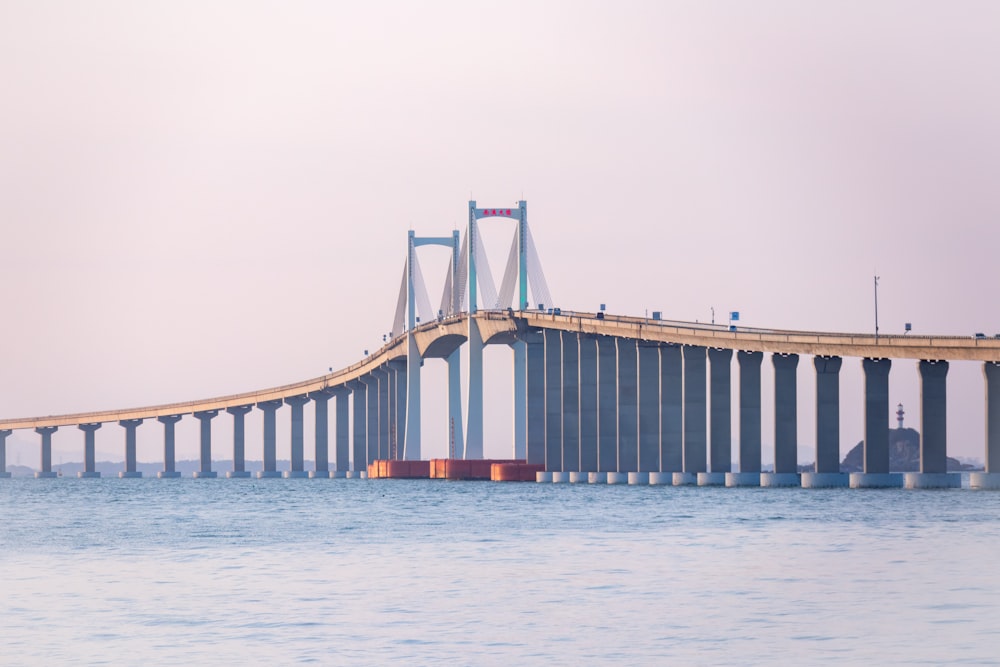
[874,275,880,342]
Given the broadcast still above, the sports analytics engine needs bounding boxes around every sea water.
[2,478,999,665]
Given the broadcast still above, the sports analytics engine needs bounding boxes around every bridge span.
[3,199,1000,489]
[3,310,1000,488]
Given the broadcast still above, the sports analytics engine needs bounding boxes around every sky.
[2,1,999,468]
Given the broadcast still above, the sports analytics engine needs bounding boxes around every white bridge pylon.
[390,200,552,460]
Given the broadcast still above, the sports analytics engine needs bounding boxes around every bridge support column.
[224,407,251,478]
[703,348,732,486]
[637,342,660,478]
[192,410,218,478]
[349,380,367,475]
[523,332,546,467]
[677,345,706,485]
[728,351,762,487]
[512,340,527,460]
[403,335,421,461]
[562,332,580,472]
[284,396,310,478]
[256,400,283,478]
[544,328,563,473]
[391,362,406,461]
[447,349,465,459]
[762,353,800,487]
[802,356,847,488]
[905,360,958,488]
[851,358,901,487]
[578,336,598,473]
[118,419,143,478]
[34,426,58,478]
[334,388,350,476]
[365,374,380,468]
[309,390,333,478]
[617,338,638,476]
[466,317,484,459]
[378,371,390,460]
[658,345,682,479]
[78,423,102,478]
[157,415,183,478]
[596,335,617,480]
[0,429,10,478]
[972,362,1000,488]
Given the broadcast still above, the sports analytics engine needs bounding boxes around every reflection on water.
[2,479,999,665]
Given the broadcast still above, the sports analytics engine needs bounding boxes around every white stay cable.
[392,262,407,337]
[526,224,553,309]
[497,230,519,310]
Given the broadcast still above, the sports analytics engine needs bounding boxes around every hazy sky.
[2,1,998,466]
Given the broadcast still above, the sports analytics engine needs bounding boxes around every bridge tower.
[397,229,464,460]
[466,200,551,459]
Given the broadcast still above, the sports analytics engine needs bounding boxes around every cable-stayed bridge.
[3,200,1000,489]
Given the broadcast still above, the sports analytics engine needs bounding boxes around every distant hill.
[840,427,977,472]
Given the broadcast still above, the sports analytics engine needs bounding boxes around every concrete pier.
[683,345,707,474]
[905,360,959,488]
[78,423,102,478]
[349,380,366,473]
[904,472,960,489]
[814,356,842,474]
[761,472,801,487]
[617,337,638,473]
[511,341,526,461]
[862,358,892,474]
[562,331,580,472]
[628,471,650,485]
[638,343,660,473]
[193,410,218,478]
[157,415,183,478]
[737,351,762,474]
[597,335,618,473]
[335,388,350,474]
[378,370,390,460]
[366,374,380,465]
[970,472,1000,489]
[225,406,251,478]
[698,472,726,486]
[309,389,333,476]
[649,471,672,485]
[544,328,563,472]
[660,345,683,473]
[391,361,406,460]
[257,399,282,479]
[0,429,10,478]
[588,471,608,484]
[708,348,733,475]
[986,362,1000,475]
[606,471,628,484]
[850,472,903,488]
[285,395,310,476]
[525,332,545,466]
[578,335,598,474]
[673,471,697,485]
[35,426,58,478]
[801,472,850,488]
[118,419,143,478]
[726,472,760,487]
[772,353,799,474]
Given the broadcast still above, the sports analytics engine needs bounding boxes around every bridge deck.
[2,310,998,430]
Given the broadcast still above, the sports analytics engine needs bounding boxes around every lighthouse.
[896,402,905,429]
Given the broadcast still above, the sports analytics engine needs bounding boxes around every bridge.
[3,200,1000,489]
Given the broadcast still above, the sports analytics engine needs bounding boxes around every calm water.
[2,478,999,666]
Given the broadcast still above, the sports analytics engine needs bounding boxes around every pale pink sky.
[2,1,998,465]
